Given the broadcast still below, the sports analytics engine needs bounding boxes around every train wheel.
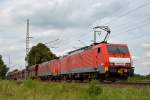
[99,74,105,82]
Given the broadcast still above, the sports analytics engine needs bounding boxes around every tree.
[25,43,57,67]
[0,55,9,79]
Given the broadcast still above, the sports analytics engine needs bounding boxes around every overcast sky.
[0,0,150,75]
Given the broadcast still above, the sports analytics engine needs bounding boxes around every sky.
[0,0,150,75]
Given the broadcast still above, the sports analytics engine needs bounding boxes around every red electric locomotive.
[59,42,133,81]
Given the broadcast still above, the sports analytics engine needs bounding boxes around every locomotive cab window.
[98,48,101,54]
[108,45,129,54]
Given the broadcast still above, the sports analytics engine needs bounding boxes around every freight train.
[7,43,134,82]
[7,26,134,82]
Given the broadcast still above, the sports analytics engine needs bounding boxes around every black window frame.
[98,48,101,54]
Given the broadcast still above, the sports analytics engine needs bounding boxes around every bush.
[88,80,102,96]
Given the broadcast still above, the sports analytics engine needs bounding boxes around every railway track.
[102,82,150,87]
[15,80,150,88]
[56,80,150,87]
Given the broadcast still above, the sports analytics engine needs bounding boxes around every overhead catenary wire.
[110,20,150,39]
[104,1,150,26]
[61,19,150,51]
[75,2,150,45]
[111,17,150,32]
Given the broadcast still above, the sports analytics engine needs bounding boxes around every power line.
[110,20,150,40]
[45,38,59,45]
[79,1,150,43]
[78,40,87,46]
[112,18,150,34]
[112,17,150,32]
[79,20,150,45]
[104,1,150,25]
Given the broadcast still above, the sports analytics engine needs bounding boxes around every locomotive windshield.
[108,45,129,54]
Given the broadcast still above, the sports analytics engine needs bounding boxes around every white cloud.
[4,0,129,29]
[142,61,150,66]
[142,43,150,48]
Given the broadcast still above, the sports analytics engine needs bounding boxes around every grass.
[0,80,150,100]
